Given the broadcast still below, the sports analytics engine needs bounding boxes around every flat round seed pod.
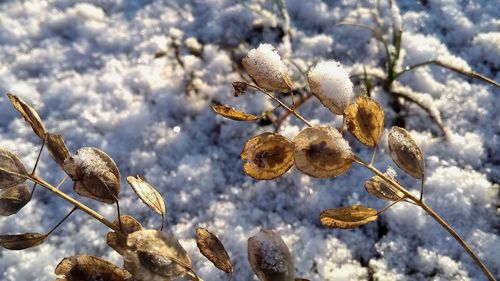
[7,93,47,140]
[196,227,233,274]
[0,148,28,189]
[240,132,295,180]
[344,95,384,147]
[320,204,378,229]
[247,229,295,281]
[107,215,143,256]
[55,254,132,281]
[388,127,425,179]
[364,175,404,201]
[293,126,353,178]
[211,103,258,121]
[46,133,71,169]
[126,176,166,229]
[0,233,48,250]
[0,184,31,216]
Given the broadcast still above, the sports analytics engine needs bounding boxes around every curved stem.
[353,155,496,281]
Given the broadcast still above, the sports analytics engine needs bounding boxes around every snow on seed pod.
[0,148,28,189]
[307,60,353,115]
[242,44,292,92]
[388,127,425,179]
[364,167,404,201]
[240,132,295,180]
[0,184,31,216]
[344,95,384,147]
[107,215,143,256]
[55,254,132,281]
[124,229,192,281]
[293,126,353,178]
[63,147,120,204]
[248,229,295,281]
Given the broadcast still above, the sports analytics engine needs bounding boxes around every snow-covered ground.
[0,0,499,280]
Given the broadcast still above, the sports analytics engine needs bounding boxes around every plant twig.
[46,207,77,236]
[29,140,45,200]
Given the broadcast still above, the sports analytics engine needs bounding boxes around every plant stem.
[353,155,496,281]
[46,207,77,236]
[29,140,45,200]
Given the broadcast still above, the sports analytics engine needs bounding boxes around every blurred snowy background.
[0,0,499,280]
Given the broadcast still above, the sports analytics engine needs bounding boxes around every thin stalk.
[55,175,68,189]
[186,270,204,281]
[46,207,77,236]
[376,196,405,215]
[353,155,496,281]
[29,140,45,199]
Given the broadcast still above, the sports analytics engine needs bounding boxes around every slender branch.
[376,196,405,215]
[46,207,77,236]
[29,140,45,200]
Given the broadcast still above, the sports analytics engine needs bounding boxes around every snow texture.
[0,0,499,281]
[73,147,110,177]
[243,43,290,92]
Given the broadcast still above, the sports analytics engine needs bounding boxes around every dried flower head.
[242,44,292,92]
[308,60,353,115]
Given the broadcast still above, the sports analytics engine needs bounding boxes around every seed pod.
[211,103,258,121]
[126,176,166,229]
[196,227,233,274]
[248,229,295,281]
[7,93,47,140]
[0,233,48,250]
[124,229,192,281]
[46,133,71,169]
[320,204,378,229]
[107,215,143,256]
[240,133,295,180]
[344,95,384,147]
[388,127,425,179]
[293,126,353,178]
[242,44,292,92]
[0,148,28,189]
[55,254,132,281]
[0,184,31,216]
[63,147,120,204]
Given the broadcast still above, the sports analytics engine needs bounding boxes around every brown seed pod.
[107,215,143,256]
[126,176,166,229]
[293,126,353,178]
[63,147,120,204]
[46,133,71,169]
[388,127,425,179]
[55,254,132,281]
[211,103,259,121]
[320,204,378,229]
[7,93,47,140]
[248,229,295,281]
[196,227,233,274]
[0,232,48,250]
[232,81,249,97]
[0,148,28,189]
[344,95,384,147]
[124,229,192,281]
[364,175,404,201]
[0,184,31,216]
[240,132,295,180]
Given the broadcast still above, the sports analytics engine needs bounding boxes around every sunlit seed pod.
[344,95,384,147]
[0,232,48,250]
[388,126,425,179]
[124,229,191,281]
[240,132,295,180]
[242,44,292,92]
[211,103,259,121]
[7,93,47,140]
[55,254,132,281]
[364,175,404,201]
[320,204,378,229]
[107,215,143,256]
[0,148,28,189]
[64,147,121,204]
[0,184,31,216]
[126,176,166,221]
[293,126,353,178]
[196,227,233,274]
[247,229,295,281]
[46,133,71,169]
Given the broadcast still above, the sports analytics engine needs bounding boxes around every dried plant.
[212,42,497,281]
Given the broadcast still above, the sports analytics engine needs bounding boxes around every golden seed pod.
[211,103,258,121]
[196,227,233,274]
[320,204,378,229]
[126,176,166,229]
[293,126,353,178]
[240,132,295,180]
[46,133,71,169]
[0,148,28,189]
[247,229,295,281]
[0,184,31,216]
[55,254,132,281]
[7,93,47,140]
[0,233,48,250]
[107,215,143,256]
[364,175,404,201]
[388,127,425,179]
[344,95,384,147]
